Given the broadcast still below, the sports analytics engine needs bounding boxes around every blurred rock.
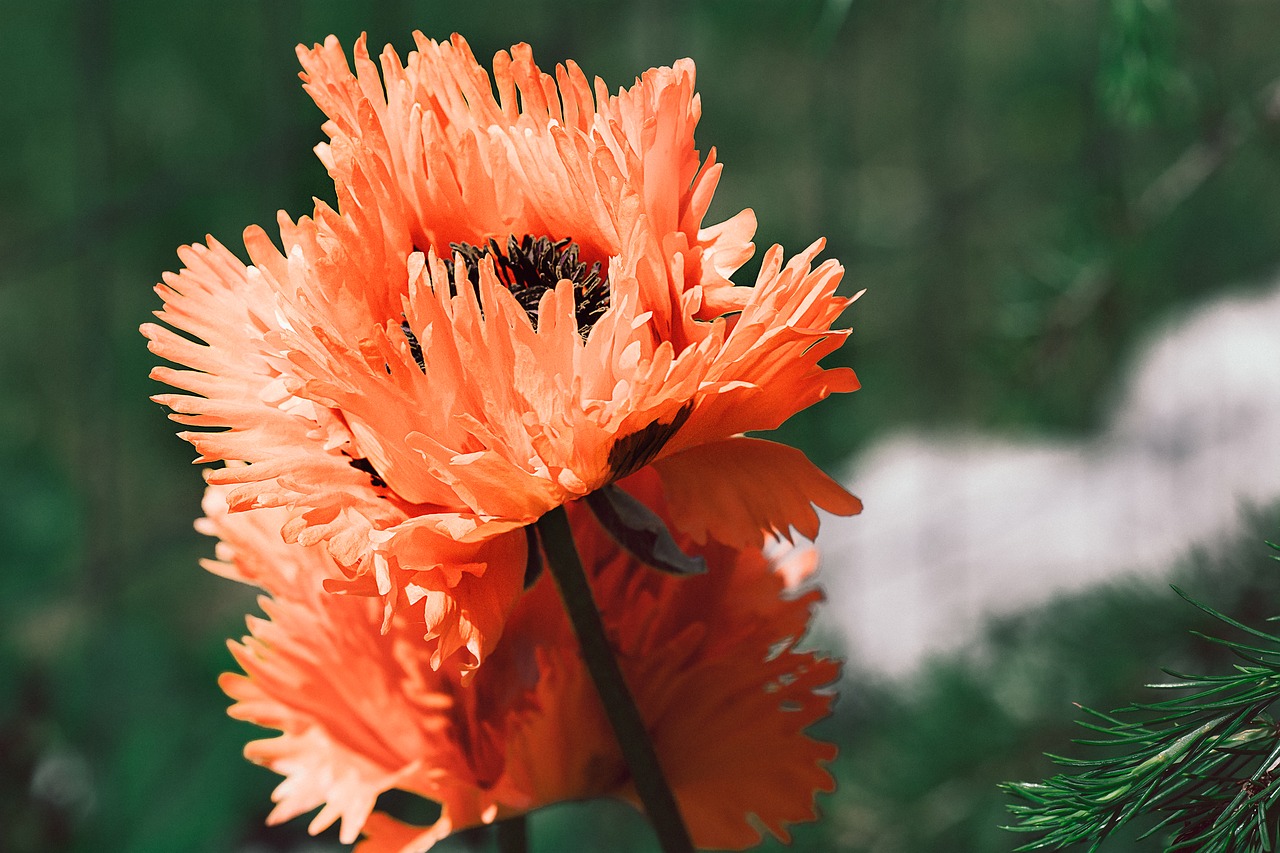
[820,277,1280,674]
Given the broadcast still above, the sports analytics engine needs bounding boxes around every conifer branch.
[1004,555,1280,851]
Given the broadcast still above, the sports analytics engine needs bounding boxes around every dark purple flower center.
[449,235,609,335]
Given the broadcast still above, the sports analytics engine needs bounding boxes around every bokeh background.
[4,1,1280,850]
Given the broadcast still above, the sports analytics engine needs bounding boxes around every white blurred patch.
[30,748,95,821]
[818,279,1280,675]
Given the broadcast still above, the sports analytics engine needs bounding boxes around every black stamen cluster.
[347,456,388,489]
[448,235,610,335]
[399,320,425,371]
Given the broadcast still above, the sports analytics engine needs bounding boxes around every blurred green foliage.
[2,1,1280,850]
[1099,0,1191,128]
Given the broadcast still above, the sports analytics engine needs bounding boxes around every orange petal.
[391,525,529,674]
[355,811,451,853]
[650,653,840,849]
[653,436,861,547]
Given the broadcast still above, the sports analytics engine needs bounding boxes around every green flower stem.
[495,815,528,853]
[535,505,696,853]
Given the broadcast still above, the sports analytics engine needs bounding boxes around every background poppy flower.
[205,469,839,851]
[143,33,860,673]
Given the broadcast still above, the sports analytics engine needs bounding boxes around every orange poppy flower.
[143,33,861,673]
[205,469,838,851]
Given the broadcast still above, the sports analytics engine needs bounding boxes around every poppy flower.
[205,468,839,851]
[143,32,861,673]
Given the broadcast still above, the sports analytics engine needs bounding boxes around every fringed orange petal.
[653,436,862,548]
[391,525,528,675]
[294,32,753,299]
[354,812,451,853]
[649,653,840,848]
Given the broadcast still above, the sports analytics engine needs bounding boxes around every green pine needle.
[1003,547,1280,852]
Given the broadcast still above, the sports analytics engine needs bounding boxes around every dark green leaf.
[584,485,707,576]
[523,525,544,589]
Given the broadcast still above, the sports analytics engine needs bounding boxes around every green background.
[4,1,1280,850]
